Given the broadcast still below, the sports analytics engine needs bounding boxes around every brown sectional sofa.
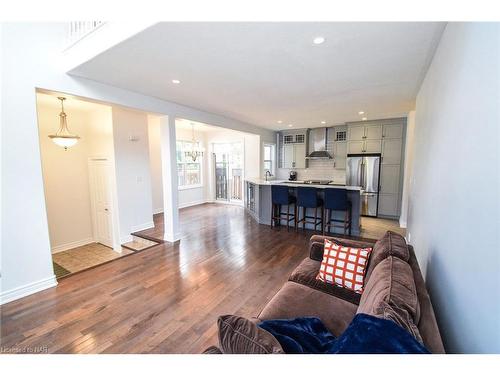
[206,231,445,353]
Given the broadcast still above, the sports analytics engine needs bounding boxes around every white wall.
[399,110,415,228]
[408,23,500,353]
[37,99,94,252]
[112,107,154,242]
[147,116,164,213]
[0,22,269,304]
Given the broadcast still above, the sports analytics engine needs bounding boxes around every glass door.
[214,150,229,201]
[212,142,244,204]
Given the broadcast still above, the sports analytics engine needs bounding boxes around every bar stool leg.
[293,203,297,232]
[302,207,306,231]
[270,203,274,228]
[343,210,348,235]
[321,206,325,233]
[286,204,290,232]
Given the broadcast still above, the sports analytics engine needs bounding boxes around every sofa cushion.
[217,315,284,354]
[258,281,358,337]
[289,258,361,305]
[365,231,410,282]
[309,235,376,262]
[317,239,372,293]
[357,256,422,342]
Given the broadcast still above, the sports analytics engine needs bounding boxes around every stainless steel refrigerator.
[346,154,381,217]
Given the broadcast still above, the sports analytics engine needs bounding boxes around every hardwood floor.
[0,203,403,354]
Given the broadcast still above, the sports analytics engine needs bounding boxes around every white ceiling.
[70,22,446,130]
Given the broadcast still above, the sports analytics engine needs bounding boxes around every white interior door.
[88,159,114,248]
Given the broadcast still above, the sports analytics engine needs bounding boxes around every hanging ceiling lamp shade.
[184,123,204,162]
[48,97,80,150]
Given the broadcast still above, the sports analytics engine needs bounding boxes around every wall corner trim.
[0,275,58,305]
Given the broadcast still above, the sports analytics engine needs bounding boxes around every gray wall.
[408,23,500,353]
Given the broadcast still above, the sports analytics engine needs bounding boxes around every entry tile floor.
[52,243,134,274]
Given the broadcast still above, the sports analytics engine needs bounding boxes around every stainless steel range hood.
[306,127,333,159]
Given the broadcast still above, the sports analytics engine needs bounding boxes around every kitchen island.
[245,178,362,236]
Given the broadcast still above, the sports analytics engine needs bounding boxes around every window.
[263,143,276,175]
[176,140,202,188]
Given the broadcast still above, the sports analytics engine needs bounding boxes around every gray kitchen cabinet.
[348,123,382,141]
[348,139,382,154]
[378,193,399,217]
[382,123,404,139]
[347,118,406,219]
[380,164,400,194]
[347,125,365,141]
[333,141,347,169]
[382,138,403,164]
[347,140,364,154]
[364,139,382,153]
[365,125,383,140]
[283,143,306,169]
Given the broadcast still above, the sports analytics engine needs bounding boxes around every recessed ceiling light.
[172,79,180,84]
[321,121,326,124]
[358,111,365,115]
[362,117,367,121]
[277,120,283,124]
[313,36,325,45]
[288,124,293,127]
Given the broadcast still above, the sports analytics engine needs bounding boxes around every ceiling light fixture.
[172,79,180,84]
[277,120,283,124]
[48,97,80,150]
[358,111,365,115]
[321,121,326,124]
[184,123,204,162]
[362,117,367,121]
[288,124,293,127]
[313,36,325,45]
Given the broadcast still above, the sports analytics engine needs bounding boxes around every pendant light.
[184,123,204,162]
[48,97,80,150]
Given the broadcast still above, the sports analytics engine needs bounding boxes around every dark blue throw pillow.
[258,313,429,354]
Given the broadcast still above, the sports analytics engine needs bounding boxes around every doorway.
[212,142,244,204]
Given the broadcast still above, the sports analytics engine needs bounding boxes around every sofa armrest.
[309,235,376,261]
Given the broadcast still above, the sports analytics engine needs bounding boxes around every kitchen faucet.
[265,170,273,182]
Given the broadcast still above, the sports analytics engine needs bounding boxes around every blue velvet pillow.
[258,313,429,354]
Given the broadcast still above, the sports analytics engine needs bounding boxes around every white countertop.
[245,178,362,191]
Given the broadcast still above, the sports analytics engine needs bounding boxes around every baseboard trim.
[178,199,208,209]
[399,219,407,228]
[164,232,182,243]
[0,276,58,305]
[131,221,155,233]
[51,237,94,254]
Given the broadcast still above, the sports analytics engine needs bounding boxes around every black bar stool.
[271,185,297,231]
[296,187,323,232]
[323,188,352,236]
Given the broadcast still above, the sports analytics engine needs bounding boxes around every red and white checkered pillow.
[316,239,373,293]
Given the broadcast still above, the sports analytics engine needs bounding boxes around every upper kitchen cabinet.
[347,124,365,141]
[280,130,307,169]
[347,139,382,154]
[382,123,404,139]
[283,143,306,169]
[348,124,382,140]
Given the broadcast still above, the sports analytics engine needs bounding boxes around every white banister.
[65,21,105,49]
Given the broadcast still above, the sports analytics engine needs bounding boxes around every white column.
[159,115,181,242]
